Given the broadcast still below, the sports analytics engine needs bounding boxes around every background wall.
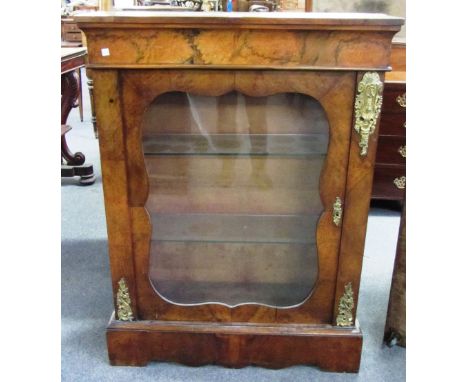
[282,0,406,38]
[314,0,405,37]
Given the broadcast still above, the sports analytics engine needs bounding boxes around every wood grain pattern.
[107,314,363,371]
[75,13,402,70]
[82,29,395,70]
[333,71,385,325]
[79,12,402,371]
[121,70,354,324]
[88,69,139,317]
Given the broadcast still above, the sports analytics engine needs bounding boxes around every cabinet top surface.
[75,11,404,29]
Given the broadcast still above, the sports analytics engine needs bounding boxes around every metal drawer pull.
[398,145,406,158]
[393,176,406,189]
[396,93,406,108]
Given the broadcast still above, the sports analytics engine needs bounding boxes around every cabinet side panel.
[333,71,385,324]
[89,69,138,317]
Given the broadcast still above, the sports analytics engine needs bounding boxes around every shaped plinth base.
[106,313,363,372]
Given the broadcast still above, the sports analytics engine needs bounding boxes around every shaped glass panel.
[142,92,329,307]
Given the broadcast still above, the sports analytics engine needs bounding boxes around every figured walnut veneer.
[76,11,403,372]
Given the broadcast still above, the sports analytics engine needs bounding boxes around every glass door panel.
[142,92,329,307]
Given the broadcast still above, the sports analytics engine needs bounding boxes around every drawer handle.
[398,145,406,158]
[396,93,406,108]
[333,197,343,227]
[354,72,383,156]
[393,176,406,189]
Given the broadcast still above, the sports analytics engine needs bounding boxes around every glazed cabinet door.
[117,70,357,324]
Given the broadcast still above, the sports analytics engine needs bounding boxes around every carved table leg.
[62,71,85,165]
[87,78,98,139]
[61,70,95,185]
[76,68,84,122]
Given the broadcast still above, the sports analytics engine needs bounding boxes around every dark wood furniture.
[61,19,85,122]
[61,47,95,185]
[384,199,406,347]
[62,18,84,44]
[76,11,403,372]
[372,40,406,201]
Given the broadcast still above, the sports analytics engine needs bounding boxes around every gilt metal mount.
[354,72,383,156]
[333,197,343,227]
[116,278,134,321]
[336,282,354,327]
[393,176,406,190]
[396,93,406,108]
[398,145,406,158]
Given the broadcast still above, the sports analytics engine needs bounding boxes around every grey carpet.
[61,69,405,381]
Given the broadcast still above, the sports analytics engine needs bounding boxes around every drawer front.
[382,89,406,114]
[61,54,86,74]
[372,165,406,200]
[379,112,406,136]
[376,136,406,165]
[63,23,80,33]
[64,32,83,42]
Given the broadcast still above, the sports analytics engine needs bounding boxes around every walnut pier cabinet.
[76,11,403,372]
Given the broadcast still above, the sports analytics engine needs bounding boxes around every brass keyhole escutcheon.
[333,197,343,226]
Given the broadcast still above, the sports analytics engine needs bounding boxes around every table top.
[61,47,87,61]
[61,47,87,74]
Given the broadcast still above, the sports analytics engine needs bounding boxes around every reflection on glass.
[142,92,329,307]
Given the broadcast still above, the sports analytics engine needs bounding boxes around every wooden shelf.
[143,133,328,156]
[151,213,320,244]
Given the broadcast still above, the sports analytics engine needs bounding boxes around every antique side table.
[76,11,403,372]
[61,47,95,185]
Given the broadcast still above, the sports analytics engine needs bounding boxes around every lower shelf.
[107,313,363,372]
[149,241,318,307]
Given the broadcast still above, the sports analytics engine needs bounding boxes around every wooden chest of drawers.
[372,42,406,201]
[62,18,83,44]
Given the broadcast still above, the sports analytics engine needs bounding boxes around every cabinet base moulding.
[106,313,363,372]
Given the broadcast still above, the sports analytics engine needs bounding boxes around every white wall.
[314,0,406,37]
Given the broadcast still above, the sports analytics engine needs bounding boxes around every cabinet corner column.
[92,69,139,319]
